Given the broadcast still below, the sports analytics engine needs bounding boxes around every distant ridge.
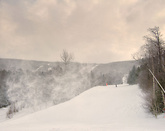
[93,60,138,74]
[91,60,138,84]
[0,58,138,76]
[0,58,57,71]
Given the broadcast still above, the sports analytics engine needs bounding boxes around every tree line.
[127,26,165,117]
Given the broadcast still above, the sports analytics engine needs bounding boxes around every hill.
[0,58,138,86]
[0,58,137,71]
[0,58,61,71]
[91,60,138,86]
[0,58,95,112]
[0,58,138,114]
[93,60,138,75]
[0,84,164,131]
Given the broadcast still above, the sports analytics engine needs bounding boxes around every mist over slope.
[0,58,138,118]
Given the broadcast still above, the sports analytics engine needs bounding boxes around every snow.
[35,65,43,72]
[0,108,8,123]
[91,65,98,71]
[48,67,52,71]
[0,84,165,131]
[122,74,128,84]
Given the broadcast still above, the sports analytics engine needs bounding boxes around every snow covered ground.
[0,84,165,131]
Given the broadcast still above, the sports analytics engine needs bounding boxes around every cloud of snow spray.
[6,60,94,117]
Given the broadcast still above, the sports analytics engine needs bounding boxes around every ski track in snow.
[0,84,165,131]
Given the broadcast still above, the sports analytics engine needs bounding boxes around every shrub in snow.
[6,103,18,118]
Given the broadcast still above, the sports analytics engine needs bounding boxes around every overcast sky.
[0,0,165,63]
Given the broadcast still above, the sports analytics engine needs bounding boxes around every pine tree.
[127,66,139,85]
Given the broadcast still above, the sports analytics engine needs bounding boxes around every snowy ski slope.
[0,84,165,131]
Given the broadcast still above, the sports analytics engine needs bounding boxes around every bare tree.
[60,49,73,65]
[144,26,164,72]
[137,26,165,117]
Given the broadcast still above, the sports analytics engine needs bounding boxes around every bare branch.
[60,49,73,65]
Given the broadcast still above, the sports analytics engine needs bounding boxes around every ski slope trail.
[0,85,165,131]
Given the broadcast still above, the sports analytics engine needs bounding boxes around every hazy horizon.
[0,56,136,64]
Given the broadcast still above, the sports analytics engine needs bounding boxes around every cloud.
[0,0,165,63]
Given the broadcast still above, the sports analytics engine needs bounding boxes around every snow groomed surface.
[0,84,165,131]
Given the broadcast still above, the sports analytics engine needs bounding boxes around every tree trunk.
[152,57,157,117]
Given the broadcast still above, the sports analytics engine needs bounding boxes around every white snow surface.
[91,64,98,71]
[0,84,165,131]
